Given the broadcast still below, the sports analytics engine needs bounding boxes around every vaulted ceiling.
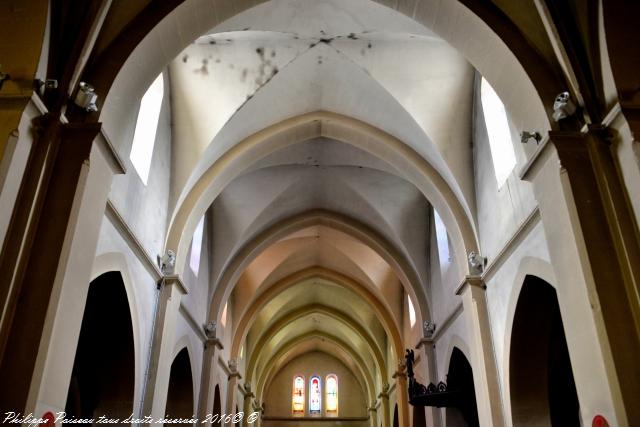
[167,0,473,393]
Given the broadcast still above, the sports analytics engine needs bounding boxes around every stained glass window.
[309,376,321,414]
[292,375,305,415]
[326,374,338,415]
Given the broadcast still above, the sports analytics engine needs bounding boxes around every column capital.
[546,126,617,163]
[251,399,263,412]
[205,337,223,350]
[160,274,188,295]
[238,386,254,399]
[59,120,103,139]
[392,358,407,379]
[239,381,254,398]
[392,371,406,379]
[520,126,615,182]
[415,338,432,349]
[378,383,390,399]
[228,358,242,380]
[203,321,224,350]
[455,275,485,296]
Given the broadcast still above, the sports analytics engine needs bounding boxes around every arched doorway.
[446,348,479,427]
[212,385,221,426]
[413,406,426,426]
[165,348,194,423]
[65,272,135,420]
[510,275,580,426]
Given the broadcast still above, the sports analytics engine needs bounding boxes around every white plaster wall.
[482,224,556,427]
[181,209,213,325]
[472,73,538,262]
[427,208,462,327]
[107,71,173,259]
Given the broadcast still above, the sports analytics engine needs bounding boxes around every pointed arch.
[244,303,387,381]
[230,267,403,361]
[166,112,476,282]
[255,332,376,404]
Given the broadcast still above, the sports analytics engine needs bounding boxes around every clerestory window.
[480,77,516,188]
[130,74,164,185]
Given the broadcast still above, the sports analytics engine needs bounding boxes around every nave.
[0,1,639,426]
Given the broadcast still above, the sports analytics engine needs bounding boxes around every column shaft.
[417,340,441,427]
[524,128,640,425]
[379,391,390,427]
[458,278,505,427]
[368,406,378,427]
[241,390,254,427]
[26,133,124,416]
[141,276,187,420]
[0,116,100,413]
[225,368,241,426]
[394,372,410,427]
[198,337,223,426]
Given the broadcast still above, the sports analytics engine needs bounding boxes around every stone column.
[24,129,126,417]
[367,401,378,427]
[393,359,410,427]
[378,383,391,427]
[0,115,102,414]
[523,128,640,425]
[456,276,505,427]
[250,399,263,427]
[416,321,441,427]
[225,358,242,426]
[198,321,224,426]
[140,275,188,420]
[241,382,254,427]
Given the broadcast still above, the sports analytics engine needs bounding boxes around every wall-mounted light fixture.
[74,81,98,112]
[34,78,58,96]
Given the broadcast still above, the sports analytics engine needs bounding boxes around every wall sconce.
[34,78,58,96]
[74,81,98,112]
